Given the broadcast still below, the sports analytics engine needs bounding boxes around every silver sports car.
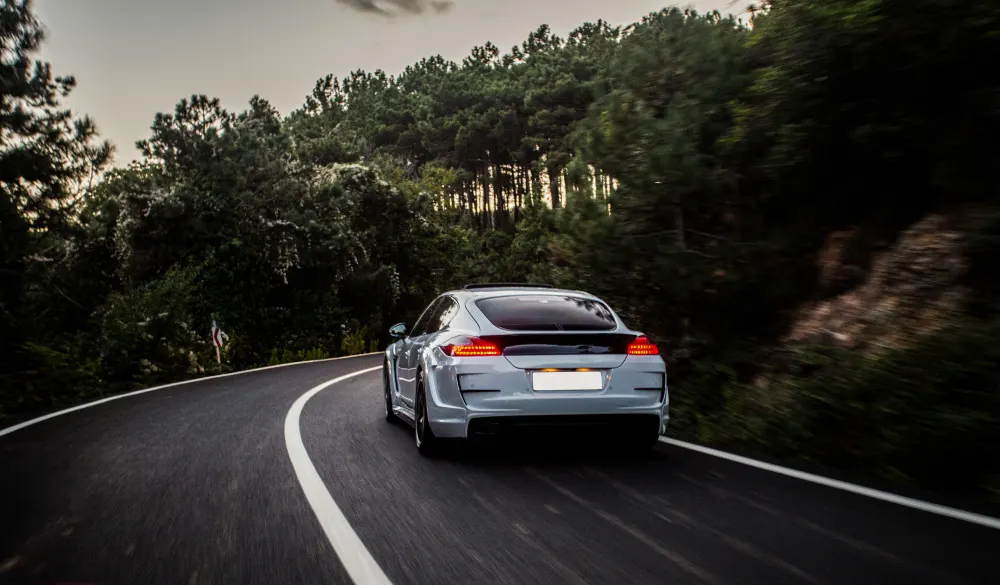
[382,283,669,454]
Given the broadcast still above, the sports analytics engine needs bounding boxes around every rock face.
[816,228,868,296]
[785,214,968,355]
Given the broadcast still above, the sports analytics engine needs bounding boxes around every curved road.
[1,355,997,584]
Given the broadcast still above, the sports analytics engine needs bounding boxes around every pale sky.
[35,0,738,165]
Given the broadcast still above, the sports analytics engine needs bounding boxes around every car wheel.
[414,371,438,456]
[383,360,397,423]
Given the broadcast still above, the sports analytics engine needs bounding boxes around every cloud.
[335,0,454,16]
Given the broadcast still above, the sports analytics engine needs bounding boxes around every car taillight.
[441,337,502,357]
[627,335,659,356]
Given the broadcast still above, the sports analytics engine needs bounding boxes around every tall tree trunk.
[673,192,686,250]
[515,166,523,223]
[482,165,492,229]
[466,177,475,217]
[492,163,503,229]
[548,166,561,209]
[494,164,503,214]
[529,167,539,208]
[524,166,530,205]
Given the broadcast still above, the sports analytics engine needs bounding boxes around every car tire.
[414,371,438,456]
[383,360,397,423]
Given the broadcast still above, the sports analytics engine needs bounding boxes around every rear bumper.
[467,414,661,440]
[423,355,669,439]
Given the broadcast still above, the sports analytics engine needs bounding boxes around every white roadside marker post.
[211,319,227,365]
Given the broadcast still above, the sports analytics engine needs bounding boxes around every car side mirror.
[389,323,407,338]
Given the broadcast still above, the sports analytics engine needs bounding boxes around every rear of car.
[423,287,668,446]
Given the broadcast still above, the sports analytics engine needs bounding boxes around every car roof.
[443,286,600,301]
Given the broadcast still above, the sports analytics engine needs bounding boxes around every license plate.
[531,371,604,391]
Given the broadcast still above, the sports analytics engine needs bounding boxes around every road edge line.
[659,437,1000,531]
[0,352,381,438]
[284,366,392,585]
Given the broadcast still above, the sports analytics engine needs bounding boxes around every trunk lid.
[479,333,634,370]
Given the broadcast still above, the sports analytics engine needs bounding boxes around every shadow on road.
[435,435,670,469]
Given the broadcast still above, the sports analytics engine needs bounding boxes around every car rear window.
[474,295,617,331]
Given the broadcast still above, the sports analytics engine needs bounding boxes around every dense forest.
[2,0,999,498]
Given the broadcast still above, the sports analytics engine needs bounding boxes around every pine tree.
[0,0,111,391]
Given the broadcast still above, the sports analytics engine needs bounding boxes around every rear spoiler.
[463,283,554,290]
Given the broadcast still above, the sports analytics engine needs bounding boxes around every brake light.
[442,337,502,357]
[627,336,659,356]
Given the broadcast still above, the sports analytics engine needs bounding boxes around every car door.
[397,297,444,407]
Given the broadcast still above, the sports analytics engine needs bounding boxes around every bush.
[267,346,331,366]
[5,340,102,415]
[689,318,1000,499]
[97,265,208,389]
[340,324,376,356]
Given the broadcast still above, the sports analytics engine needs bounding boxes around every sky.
[34,0,739,165]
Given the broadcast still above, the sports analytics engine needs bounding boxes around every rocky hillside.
[712,210,1000,501]
[786,214,969,356]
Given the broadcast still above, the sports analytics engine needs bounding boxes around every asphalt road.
[1,354,997,585]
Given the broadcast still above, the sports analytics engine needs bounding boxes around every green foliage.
[13,340,101,411]
[0,0,112,410]
[268,346,331,366]
[98,264,207,388]
[730,0,1000,235]
[341,324,375,356]
[693,319,1000,497]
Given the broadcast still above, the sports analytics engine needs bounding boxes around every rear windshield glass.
[474,295,617,331]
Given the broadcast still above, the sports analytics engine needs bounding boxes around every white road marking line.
[659,437,1000,531]
[0,353,381,438]
[284,366,392,585]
